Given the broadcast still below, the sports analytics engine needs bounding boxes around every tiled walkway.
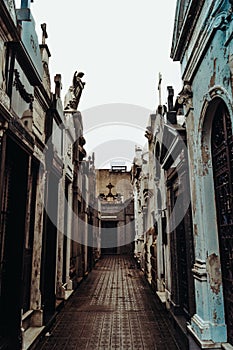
[35,255,182,350]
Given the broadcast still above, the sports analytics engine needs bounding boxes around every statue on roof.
[64,71,86,111]
[73,71,85,102]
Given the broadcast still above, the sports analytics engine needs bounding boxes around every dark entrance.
[168,168,195,319]
[22,160,38,313]
[41,172,59,324]
[0,138,29,348]
[101,221,118,254]
[211,101,233,345]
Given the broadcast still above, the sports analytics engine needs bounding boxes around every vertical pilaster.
[65,182,73,291]
[56,176,65,299]
[30,166,46,327]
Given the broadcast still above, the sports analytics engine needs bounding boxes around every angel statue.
[64,71,86,111]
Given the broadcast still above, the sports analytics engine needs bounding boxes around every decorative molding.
[13,69,34,109]
[0,88,10,110]
[9,115,34,146]
[171,0,205,61]
[42,61,51,92]
[0,121,8,147]
[182,2,232,81]
[177,82,193,108]
[145,126,153,142]
[192,260,207,282]
[208,85,226,99]
[212,10,228,30]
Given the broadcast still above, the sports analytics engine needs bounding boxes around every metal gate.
[211,101,233,345]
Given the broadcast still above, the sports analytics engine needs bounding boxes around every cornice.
[171,0,205,61]
[182,4,231,82]
[0,1,20,41]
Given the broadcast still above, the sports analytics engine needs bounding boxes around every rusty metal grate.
[212,102,233,345]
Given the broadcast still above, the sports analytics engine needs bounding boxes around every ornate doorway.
[211,101,233,345]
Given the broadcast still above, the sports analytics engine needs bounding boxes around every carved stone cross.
[106,182,115,200]
[106,182,114,194]
[41,23,48,45]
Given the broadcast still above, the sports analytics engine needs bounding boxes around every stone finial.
[54,74,62,98]
[167,86,174,111]
[41,23,48,45]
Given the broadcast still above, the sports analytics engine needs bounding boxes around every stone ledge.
[65,289,73,300]
[22,310,34,322]
[23,326,45,350]
[222,344,233,350]
[22,310,35,332]
[187,324,222,349]
[156,291,166,303]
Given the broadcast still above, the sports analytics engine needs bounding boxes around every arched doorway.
[211,100,233,345]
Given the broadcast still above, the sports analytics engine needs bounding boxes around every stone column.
[0,121,8,212]
[55,176,65,299]
[156,217,164,292]
[30,166,46,327]
[65,182,73,291]
[117,220,125,254]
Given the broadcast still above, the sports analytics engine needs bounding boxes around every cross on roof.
[41,23,48,45]
[106,182,114,192]
[157,72,162,106]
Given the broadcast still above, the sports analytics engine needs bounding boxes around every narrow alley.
[1,1,233,349]
[33,255,183,350]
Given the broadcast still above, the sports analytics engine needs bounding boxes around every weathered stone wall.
[96,169,133,200]
[171,0,233,346]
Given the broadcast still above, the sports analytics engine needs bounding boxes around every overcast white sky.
[16,0,182,168]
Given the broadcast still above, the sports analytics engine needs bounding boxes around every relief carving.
[13,69,34,110]
[145,126,153,142]
[177,82,193,108]
[0,88,10,110]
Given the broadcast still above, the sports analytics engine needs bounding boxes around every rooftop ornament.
[64,71,86,112]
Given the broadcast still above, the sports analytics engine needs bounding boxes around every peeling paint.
[193,223,198,235]
[201,144,210,164]
[213,309,217,321]
[201,143,210,175]
[228,54,233,97]
[206,253,221,295]
[209,58,217,87]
